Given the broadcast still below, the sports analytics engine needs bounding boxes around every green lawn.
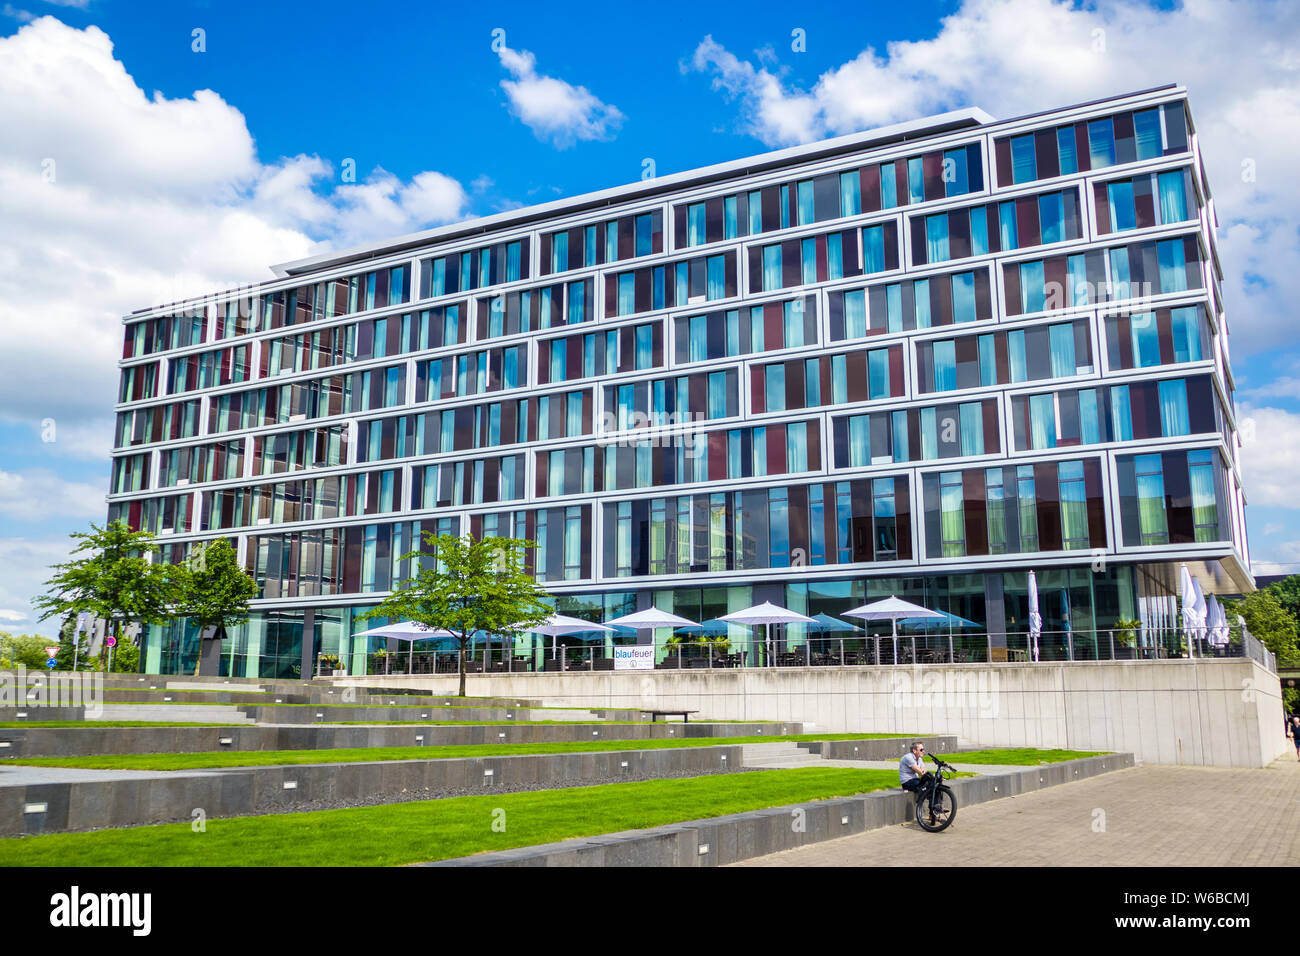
[0,767,900,866]
[936,748,1106,765]
[4,733,918,770]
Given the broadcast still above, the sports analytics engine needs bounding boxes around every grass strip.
[937,748,1106,765]
[0,767,900,866]
[6,734,919,770]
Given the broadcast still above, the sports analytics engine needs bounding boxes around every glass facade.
[111,90,1247,675]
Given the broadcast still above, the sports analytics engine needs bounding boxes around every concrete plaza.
[733,757,1300,866]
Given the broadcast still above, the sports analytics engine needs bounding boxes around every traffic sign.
[46,658,57,669]
[106,636,117,648]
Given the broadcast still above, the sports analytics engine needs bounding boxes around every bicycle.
[913,754,958,832]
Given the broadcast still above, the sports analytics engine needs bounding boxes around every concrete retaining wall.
[426,753,1135,866]
[803,736,957,760]
[236,704,648,723]
[1,721,805,758]
[0,708,84,722]
[337,658,1286,767]
[0,745,746,837]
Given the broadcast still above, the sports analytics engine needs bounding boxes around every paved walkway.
[733,757,1300,867]
[0,765,228,786]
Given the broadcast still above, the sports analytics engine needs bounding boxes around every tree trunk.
[457,638,467,699]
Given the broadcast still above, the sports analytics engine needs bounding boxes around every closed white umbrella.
[1027,571,1043,663]
[1180,565,1204,657]
[1207,595,1230,646]
[843,596,945,664]
[718,601,816,667]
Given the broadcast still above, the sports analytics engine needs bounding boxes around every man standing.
[900,741,930,792]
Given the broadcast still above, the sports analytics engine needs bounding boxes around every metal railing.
[343,624,1277,675]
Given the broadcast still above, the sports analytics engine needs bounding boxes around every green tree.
[32,521,176,672]
[0,633,57,670]
[360,533,553,698]
[53,615,91,671]
[1265,575,1300,626]
[1224,590,1300,668]
[170,538,259,676]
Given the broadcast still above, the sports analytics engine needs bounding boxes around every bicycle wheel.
[914,785,957,832]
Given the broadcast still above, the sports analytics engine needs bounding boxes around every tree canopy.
[360,533,553,696]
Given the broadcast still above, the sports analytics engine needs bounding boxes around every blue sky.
[1,0,1299,636]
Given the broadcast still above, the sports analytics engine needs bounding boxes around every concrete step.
[740,742,825,768]
[167,681,266,693]
[89,704,256,724]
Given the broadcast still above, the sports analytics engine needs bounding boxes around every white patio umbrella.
[605,608,699,629]
[843,596,945,664]
[605,608,699,664]
[523,613,617,663]
[352,621,458,674]
[1027,571,1043,663]
[717,601,817,667]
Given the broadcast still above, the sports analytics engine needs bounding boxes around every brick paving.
[732,757,1300,866]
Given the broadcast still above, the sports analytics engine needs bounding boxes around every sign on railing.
[613,646,654,670]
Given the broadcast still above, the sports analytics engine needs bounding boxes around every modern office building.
[108,83,1251,677]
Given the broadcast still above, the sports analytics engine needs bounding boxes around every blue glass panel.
[763,245,782,290]
[1039,192,1065,244]
[1088,118,1117,168]
[925,215,949,263]
[864,226,887,273]
[1133,109,1162,160]
[1056,126,1077,174]
[999,202,1018,250]
[1020,260,1046,313]
[1157,239,1188,293]
[933,340,956,391]
[880,164,897,209]
[1010,135,1037,183]
[1049,323,1075,377]
[1158,378,1190,436]
[952,272,977,323]
[908,157,925,205]
[1108,181,1136,231]
[840,171,860,217]
[1157,170,1188,223]
[914,279,931,328]
[868,350,890,399]
[944,148,970,196]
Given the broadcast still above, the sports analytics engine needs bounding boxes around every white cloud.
[0,537,77,638]
[0,468,104,521]
[496,44,623,147]
[0,17,472,462]
[1238,404,1300,509]
[686,0,1300,359]
[0,609,26,623]
[1263,522,1284,535]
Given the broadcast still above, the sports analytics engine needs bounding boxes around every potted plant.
[1113,618,1141,659]
[319,653,343,677]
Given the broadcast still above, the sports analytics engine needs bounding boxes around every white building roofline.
[270,107,995,278]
